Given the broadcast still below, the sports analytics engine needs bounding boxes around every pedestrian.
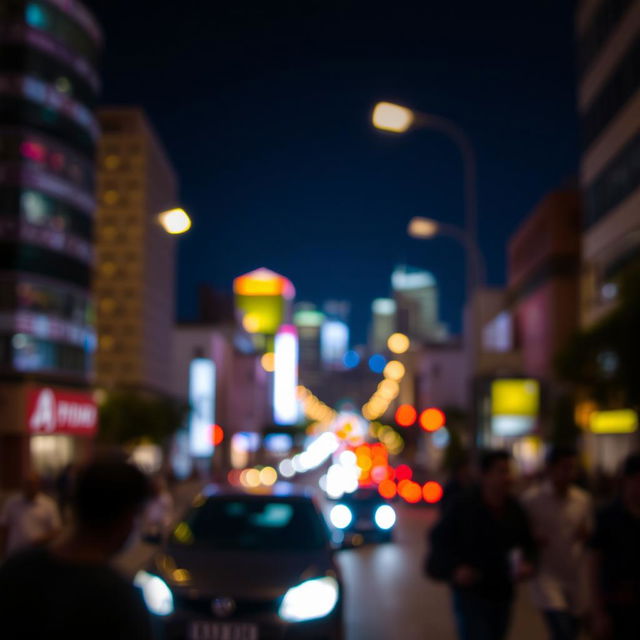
[426,449,536,640]
[440,452,473,513]
[0,459,154,639]
[589,452,640,640]
[143,474,174,544]
[522,446,592,640]
[0,472,62,558]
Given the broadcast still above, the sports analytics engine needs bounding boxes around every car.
[328,488,397,544]
[136,484,344,640]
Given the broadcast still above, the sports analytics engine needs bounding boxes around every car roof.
[200,482,317,500]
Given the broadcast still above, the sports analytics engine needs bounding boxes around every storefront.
[0,383,98,491]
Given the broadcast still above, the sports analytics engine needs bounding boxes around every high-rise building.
[94,108,177,397]
[576,0,640,327]
[575,0,640,470]
[369,297,396,353]
[0,0,102,486]
[392,265,448,344]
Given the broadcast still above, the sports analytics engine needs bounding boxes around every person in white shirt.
[522,446,592,640]
[0,473,62,558]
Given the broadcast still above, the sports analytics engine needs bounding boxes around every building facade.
[0,0,102,488]
[577,0,640,326]
[576,0,640,470]
[94,108,177,397]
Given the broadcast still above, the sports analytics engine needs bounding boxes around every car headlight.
[374,504,396,530]
[134,570,174,616]
[279,576,339,622]
[329,504,353,529]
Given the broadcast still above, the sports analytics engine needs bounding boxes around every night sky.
[86,0,579,343]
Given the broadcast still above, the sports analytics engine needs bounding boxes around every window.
[102,190,119,205]
[104,154,120,170]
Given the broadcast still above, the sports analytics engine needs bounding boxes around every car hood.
[155,546,336,600]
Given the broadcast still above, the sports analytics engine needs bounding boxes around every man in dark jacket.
[0,458,154,640]
[428,449,535,640]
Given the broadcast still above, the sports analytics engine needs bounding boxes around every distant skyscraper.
[369,298,396,353]
[94,108,178,397]
[0,0,102,485]
[294,302,324,373]
[392,265,448,343]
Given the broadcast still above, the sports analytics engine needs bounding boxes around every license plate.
[189,621,259,640]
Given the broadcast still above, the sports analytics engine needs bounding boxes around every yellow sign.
[589,410,638,434]
[491,379,539,417]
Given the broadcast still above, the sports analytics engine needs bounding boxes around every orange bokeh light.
[423,481,444,504]
[395,404,417,427]
[378,480,397,499]
[395,464,413,482]
[419,408,446,432]
[399,480,422,504]
[212,424,224,446]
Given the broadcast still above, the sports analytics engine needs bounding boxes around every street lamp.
[371,101,478,296]
[407,216,485,293]
[158,207,192,234]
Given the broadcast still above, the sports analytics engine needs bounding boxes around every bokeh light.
[343,350,360,369]
[395,464,413,482]
[383,360,405,381]
[368,354,387,374]
[261,352,275,372]
[212,424,224,446]
[399,480,422,504]
[387,332,410,354]
[395,404,417,427]
[423,481,444,504]
[378,479,397,499]
[259,466,278,486]
[419,408,446,432]
[158,207,191,234]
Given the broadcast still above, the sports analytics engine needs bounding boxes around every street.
[117,487,546,640]
[336,504,546,640]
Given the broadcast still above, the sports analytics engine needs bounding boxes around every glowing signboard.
[490,378,539,437]
[274,325,299,425]
[589,410,638,434]
[188,358,215,457]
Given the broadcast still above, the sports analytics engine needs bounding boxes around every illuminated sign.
[188,358,215,457]
[490,379,539,437]
[274,325,299,425]
[27,387,97,437]
[234,268,295,335]
[589,410,638,434]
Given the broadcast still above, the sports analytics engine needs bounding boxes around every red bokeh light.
[227,469,242,486]
[419,408,446,432]
[423,481,444,504]
[395,464,413,482]
[399,480,422,504]
[378,480,397,499]
[395,404,417,427]
[212,424,224,446]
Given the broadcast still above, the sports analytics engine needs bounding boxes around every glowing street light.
[372,102,415,133]
[407,217,440,239]
[158,207,191,234]
[387,332,410,354]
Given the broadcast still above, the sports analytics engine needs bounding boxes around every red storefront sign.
[27,387,98,437]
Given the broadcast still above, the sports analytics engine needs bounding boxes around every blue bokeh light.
[368,354,386,374]
[343,350,360,369]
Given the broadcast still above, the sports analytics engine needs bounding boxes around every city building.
[94,108,178,398]
[294,302,324,383]
[576,0,640,469]
[369,298,396,353]
[392,265,448,344]
[0,0,102,488]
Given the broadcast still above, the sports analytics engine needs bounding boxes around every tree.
[98,390,187,446]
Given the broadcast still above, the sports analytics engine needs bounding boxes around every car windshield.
[172,496,328,551]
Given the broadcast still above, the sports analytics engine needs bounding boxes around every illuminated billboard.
[490,378,539,437]
[274,325,299,425]
[234,268,295,335]
[589,410,638,434]
[188,358,215,457]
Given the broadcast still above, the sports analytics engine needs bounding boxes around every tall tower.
[0,0,102,484]
[392,265,448,343]
[94,108,178,397]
